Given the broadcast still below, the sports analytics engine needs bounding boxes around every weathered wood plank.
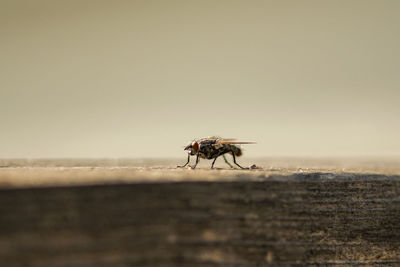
[0,173,399,266]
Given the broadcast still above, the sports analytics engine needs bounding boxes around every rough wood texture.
[0,173,399,266]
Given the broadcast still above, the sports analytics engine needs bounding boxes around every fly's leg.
[191,154,200,169]
[222,154,234,168]
[177,154,190,168]
[231,153,247,169]
[211,156,219,169]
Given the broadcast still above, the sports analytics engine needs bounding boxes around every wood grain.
[0,172,399,266]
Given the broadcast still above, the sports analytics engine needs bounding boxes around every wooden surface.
[0,174,399,265]
[1,157,400,188]
[0,159,399,266]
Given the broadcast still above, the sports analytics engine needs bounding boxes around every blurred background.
[1,0,399,159]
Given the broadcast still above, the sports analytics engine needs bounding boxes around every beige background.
[1,1,399,158]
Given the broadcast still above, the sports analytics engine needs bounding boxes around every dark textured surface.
[0,173,399,266]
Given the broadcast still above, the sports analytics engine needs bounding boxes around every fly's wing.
[214,138,256,145]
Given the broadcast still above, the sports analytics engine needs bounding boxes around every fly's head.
[184,141,199,156]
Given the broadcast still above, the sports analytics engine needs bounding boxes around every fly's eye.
[191,141,199,151]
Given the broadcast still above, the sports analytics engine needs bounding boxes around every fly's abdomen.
[229,145,242,157]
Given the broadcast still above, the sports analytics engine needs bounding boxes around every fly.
[177,136,255,169]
